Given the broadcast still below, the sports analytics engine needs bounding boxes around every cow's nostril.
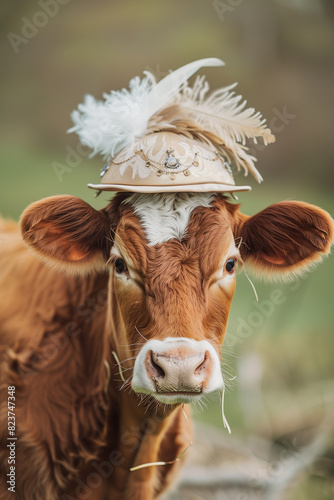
[149,351,165,379]
[194,351,210,375]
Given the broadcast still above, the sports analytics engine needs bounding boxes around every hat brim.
[87,182,252,194]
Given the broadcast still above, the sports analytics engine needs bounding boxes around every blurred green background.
[1,0,334,498]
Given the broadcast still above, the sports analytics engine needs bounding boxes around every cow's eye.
[225,258,235,273]
[115,258,128,274]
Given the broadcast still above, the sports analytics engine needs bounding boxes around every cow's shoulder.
[0,339,111,498]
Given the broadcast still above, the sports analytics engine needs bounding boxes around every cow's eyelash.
[226,254,244,272]
[107,254,117,266]
[232,255,244,268]
[108,255,145,287]
[107,255,130,275]
[230,254,243,264]
[107,254,126,266]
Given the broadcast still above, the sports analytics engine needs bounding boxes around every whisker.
[221,366,236,379]
[135,325,148,342]
[221,349,243,358]
[235,236,242,248]
[119,355,137,363]
[118,341,145,347]
[235,237,249,251]
[118,345,142,351]
[244,271,259,302]
[120,377,132,391]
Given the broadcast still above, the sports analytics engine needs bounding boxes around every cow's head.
[21,193,333,406]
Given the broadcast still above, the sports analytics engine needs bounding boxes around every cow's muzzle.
[131,338,224,404]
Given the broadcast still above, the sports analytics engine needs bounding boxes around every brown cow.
[0,191,333,500]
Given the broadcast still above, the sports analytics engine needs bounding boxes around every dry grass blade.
[103,359,111,396]
[182,404,189,424]
[112,351,125,382]
[130,442,193,472]
[222,385,231,434]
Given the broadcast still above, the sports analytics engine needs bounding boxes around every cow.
[0,191,333,500]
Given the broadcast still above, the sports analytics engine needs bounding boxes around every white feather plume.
[68,74,155,158]
[68,58,224,158]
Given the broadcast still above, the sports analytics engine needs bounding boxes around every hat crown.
[89,131,242,193]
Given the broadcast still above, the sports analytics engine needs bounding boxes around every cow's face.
[21,193,333,406]
[109,194,241,404]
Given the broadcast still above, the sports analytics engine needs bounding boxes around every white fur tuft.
[126,193,215,246]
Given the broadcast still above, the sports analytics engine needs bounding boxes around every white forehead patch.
[125,193,215,246]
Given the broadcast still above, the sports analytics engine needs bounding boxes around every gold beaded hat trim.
[88,131,251,193]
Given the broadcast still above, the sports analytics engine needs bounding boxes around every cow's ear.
[20,195,112,274]
[235,201,334,279]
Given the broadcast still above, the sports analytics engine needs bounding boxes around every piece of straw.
[130,442,193,472]
[222,385,231,434]
[182,404,189,424]
[112,351,125,382]
[103,359,111,396]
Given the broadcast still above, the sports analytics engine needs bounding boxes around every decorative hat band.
[88,132,247,194]
[69,58,275,194]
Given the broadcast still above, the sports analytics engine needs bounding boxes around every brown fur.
[0,193,332,499]
[235,201,334,278]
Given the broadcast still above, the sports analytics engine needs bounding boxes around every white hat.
[69,58,275,194]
